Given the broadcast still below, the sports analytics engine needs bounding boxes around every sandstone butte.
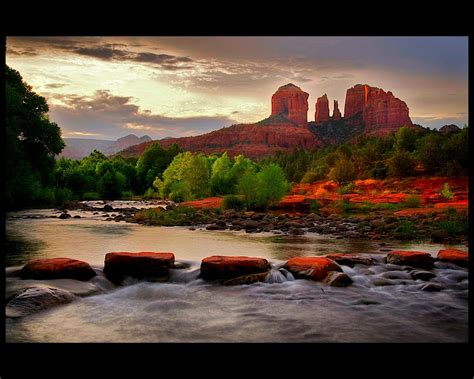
[118,83,415,159]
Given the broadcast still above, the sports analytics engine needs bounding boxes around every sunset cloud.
[48,90,236,139]
[6,36,468,139]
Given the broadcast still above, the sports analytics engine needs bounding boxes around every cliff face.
[343,84,413,136]
[271,83,309,127]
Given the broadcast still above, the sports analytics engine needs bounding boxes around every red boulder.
[386,250,434,268]
[283,256,342,281]
[437,249,468,267]
[104,252,175,284]
[19,258,96,281]
[200,256,270,281]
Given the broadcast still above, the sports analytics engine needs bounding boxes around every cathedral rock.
[271,83,309,127]
[343,84,413,136]
[119,82,415,159]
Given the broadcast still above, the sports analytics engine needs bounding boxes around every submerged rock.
[104,252,175,285]
[223,272,269,285]
[58,213,71,219]
[283,257,342,281]
[386,250,435,268]
[410,270,436,281]
[6,286,75,318]
[420,283,443,292]
[323,271,353,287]
[200,256,270,281]
[436,249,468,267]
[19,258,96,281]
[326,253,375,266]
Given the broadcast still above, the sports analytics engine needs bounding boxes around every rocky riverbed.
[45,200,469,246]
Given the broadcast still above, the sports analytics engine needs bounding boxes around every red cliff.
[332,100,342,120]
[271,83,309,127]
[314,94,330,124]
[343,84,413,136]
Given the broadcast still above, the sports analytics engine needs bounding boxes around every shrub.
[143,188,161,199]
[328,158,356,187]
[133,206,215,226]
[440,182,454,200]
[121,191,134,199]
[337,182,355,195]
[309,199,321,213]
[404,195,421,208]
[222,195,245,210]
[82,191,101,200]
[169,181,192,202]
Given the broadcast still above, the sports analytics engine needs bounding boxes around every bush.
[404,195,421,208]
[121,191,134,199]
[309,199,321,213]
[134,206,215,226]
[143,188,161,199]
[328,158,356,187]
[222,195,245,210]
[54,188,73,206]
[388,150,416,178]
[337,182,355,195]
[440,182,454,200]
[82,191,101,200]
[169,181,192,202]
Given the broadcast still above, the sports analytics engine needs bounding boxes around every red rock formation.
[283,256,342,281]
[344,84,370,118]
[271,83,309,127]
[200,256,270,281]
[386,250,434,268]
[332,100,342,120]
[314,94,330,124]
[19,258,96,281]
[104,252,175,284]
[437,249,468,267]
[344,84,413,136]
[119,122,320,159]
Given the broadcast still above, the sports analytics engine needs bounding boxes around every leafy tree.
[6,65,65,209]
[395,126,417,152]
[209,152,232,195]
[237,171,260,209]
[388,150,416,178]
[328,158,356,187]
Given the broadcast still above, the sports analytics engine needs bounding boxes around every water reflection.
[4,232,46,266]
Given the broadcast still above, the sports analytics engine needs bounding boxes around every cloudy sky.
[6,36,468,140]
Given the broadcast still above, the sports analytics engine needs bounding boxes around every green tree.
[328,158,356,187]
[388,150,416,178]
[395,126,417,152]
[209,152,232,195]
[6,65,65,209]
[237,171,260,209]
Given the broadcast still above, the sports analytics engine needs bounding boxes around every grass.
[395,219,416,239]
[134,206,217,226]
[435,208,468,237]
[309,199,321,213]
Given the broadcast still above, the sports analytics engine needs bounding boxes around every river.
[5,206,469,342]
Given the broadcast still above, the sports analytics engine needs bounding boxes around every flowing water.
[5,207,469,342]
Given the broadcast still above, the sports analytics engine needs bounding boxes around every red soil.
[181,197,223,209]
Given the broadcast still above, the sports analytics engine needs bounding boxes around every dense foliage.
[263,126,469,185]
[6,66,65,209]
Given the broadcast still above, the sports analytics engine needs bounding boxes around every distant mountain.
[59,134,152,159]
[439,124,460,134]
